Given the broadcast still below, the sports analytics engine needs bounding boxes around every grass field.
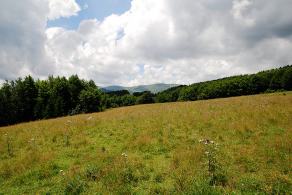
[0,92,291,194]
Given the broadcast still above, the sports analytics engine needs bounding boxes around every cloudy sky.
[0,0,292,86]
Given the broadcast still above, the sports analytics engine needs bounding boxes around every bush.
[136,91,154,104]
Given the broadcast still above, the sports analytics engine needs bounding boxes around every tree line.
[0,75,155,126]
[0,65,291,126]
[156,65,292,102]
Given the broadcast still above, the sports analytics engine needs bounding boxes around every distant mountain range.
[101,83,179,94]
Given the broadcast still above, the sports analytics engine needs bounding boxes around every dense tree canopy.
[135,91,155,104]
[0,65,291,127]
[156,65,292,102]
[0,75,103,126]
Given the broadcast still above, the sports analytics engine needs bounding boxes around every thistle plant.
[64,133,70,147]
[4,133,13,157]
[64,120,72,146]
[28,137,37,151]
[199,139,227,186]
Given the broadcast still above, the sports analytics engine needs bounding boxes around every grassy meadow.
[0,92,291,194]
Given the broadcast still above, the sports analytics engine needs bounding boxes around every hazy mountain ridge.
[101,83,179,93]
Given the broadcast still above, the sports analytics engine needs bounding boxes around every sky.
[0,0,292,87]
[47,0,132,29]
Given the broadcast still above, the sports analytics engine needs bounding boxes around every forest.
[0,65,291,126]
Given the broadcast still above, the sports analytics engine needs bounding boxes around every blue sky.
[47,0,132,29]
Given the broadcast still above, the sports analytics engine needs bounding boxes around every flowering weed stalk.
[199,139,227,186]
[4,133,13,157]
[64,120,72,146]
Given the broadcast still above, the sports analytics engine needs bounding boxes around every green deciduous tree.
[78,88,103,113]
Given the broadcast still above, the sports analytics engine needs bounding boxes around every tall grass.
[0,92,291,194]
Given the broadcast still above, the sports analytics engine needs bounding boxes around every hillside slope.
[0,92,291,194]
[102,83,179,93]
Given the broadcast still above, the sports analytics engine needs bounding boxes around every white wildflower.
[199,138,216,145]
[59,170,65,176]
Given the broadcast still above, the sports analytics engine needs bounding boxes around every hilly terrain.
[101,83,179,93]
[1,65,291,127]
[0,92,291,194]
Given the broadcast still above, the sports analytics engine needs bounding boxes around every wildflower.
[28,138,35,143]
[59,170,65,176]
[199,138,215,145]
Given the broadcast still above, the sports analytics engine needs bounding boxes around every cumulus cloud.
[0,0,53,80]
[0,0,82,80]
[46,0,292,86]
[48,0,81,20]
[232,0,255,26]
[1,0,292,86]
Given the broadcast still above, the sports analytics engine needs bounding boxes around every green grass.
[0,92,291,194]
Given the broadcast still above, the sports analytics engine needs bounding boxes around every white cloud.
[48,0,81,20]
[231,0,255,26]
[1,0,292,86]
[0,0,53,80]
[45,0,292,86]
